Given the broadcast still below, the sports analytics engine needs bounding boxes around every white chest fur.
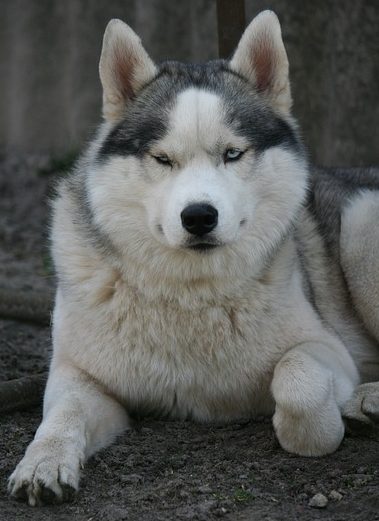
[52,270,313,422]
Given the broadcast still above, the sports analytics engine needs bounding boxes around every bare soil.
[0,156,378,520]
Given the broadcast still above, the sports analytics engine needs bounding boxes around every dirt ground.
[0,156,378,520]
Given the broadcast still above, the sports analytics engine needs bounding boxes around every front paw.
[8,438,82,506]
[273,403,345,457]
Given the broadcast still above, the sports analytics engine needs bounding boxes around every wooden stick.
[0,373,47,414]
[216,0,246,59]
[0,288,53,326]
[0,289,52,412]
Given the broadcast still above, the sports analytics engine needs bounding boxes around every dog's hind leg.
[340,190,379,346]
[340,191,379,424]
[343,381,379,424]
[8,363,129,506]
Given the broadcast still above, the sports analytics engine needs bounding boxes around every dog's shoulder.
[51,158,120,306]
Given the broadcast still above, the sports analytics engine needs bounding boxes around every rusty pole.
[216,0,246,59]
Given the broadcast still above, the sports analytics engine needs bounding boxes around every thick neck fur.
[72,214,298,312]
[110,237,297,309]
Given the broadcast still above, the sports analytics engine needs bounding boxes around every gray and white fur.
[9,11,379,506]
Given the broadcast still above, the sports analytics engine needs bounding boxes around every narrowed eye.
[224,148,244,162]
[153,154,172,166]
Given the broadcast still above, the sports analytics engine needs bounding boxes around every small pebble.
[198,484,212,494]
[214,506,228,517]
[309,493,328,508]
[329,490,343,501]
[197,500,217,514]
[120,473,142,484]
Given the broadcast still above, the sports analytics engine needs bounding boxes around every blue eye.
[153,154,171,166]
[224,148,244,162]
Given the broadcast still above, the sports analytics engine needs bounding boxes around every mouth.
[188,243,219,252]
[184,236,223,252]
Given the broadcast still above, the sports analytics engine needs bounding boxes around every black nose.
[181,203,218,236]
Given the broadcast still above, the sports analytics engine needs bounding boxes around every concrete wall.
[0,0,378,166]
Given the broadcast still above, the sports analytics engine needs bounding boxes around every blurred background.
[0,0,378,166]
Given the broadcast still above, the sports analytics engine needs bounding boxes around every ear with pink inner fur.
[230,10,292,115]
[99,19,157,122]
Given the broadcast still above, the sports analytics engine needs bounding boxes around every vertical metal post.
[216,0,246,59]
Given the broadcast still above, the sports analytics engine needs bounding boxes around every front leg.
[9,363,129,505]
[271,341,358,456]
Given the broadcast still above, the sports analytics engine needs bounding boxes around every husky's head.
[86,11,307,287]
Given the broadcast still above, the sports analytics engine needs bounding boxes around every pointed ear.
[230,11,292,115]
[99,19,157,122]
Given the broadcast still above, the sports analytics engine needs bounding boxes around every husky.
[9,10,379,506]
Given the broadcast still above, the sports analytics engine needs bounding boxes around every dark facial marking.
[220,79,300,153]
[98,59,302,162]
[98,113,168,159]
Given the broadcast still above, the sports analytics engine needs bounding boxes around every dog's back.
[295,166,379,381]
